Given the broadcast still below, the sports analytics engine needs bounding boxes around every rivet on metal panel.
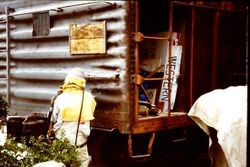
[8,16,14,20]
[51,8,63,12]
[7,7,15,13]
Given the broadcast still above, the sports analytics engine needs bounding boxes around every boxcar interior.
[135,0,247,122]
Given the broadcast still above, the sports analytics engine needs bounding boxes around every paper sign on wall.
[69,21,106,54]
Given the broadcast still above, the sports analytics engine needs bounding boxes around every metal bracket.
[131,74,144,85]
[128,132,156,159]
[133,32,169,42]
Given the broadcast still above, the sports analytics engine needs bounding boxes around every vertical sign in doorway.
[159,45,182,112]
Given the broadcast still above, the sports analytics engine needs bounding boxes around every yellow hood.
[59,76,96,122]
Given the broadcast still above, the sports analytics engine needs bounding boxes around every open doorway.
[135,0,185,119]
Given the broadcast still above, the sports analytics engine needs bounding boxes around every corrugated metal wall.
[0,1,132,133]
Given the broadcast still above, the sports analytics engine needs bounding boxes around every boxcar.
[0,0,247,166]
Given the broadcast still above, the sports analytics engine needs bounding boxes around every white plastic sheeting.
[188,86,247,167]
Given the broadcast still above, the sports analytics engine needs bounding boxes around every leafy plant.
[0,96,9,120]
[0,136,80,167]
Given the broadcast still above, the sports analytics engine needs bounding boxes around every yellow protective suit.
[59,76,96,122]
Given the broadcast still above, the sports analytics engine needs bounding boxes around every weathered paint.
[0,0,131,133]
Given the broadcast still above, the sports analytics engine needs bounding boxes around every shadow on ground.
[89,125,211,167]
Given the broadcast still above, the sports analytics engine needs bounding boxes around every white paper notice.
[159,45,182,112]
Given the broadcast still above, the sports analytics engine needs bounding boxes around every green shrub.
[0,96,8,120]
[0,136,80,167]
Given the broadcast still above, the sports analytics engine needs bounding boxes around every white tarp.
[0,125,7,146]
[33,160,66,167]
[188,86,247,167]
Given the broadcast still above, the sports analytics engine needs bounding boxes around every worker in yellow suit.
[48,67,96,167]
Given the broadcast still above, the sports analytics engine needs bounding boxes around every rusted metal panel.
[0,1,131,133]
[32,11,50,36]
